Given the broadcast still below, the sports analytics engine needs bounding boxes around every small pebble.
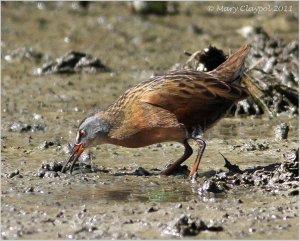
[274,123,289,141]
[147,207,158,213]
[175,203,182,209]
[25,187,34,193]
[7,170,19,178]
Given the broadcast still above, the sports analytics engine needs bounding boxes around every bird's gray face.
[61,115,110,174]
[75,115,110,148]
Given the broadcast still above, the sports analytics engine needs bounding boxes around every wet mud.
[1,1,299,240]
[198,149,298,196]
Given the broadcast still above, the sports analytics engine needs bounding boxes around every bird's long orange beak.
[61,143,85,174]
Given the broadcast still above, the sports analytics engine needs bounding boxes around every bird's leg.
[189,137,206,177]
[160,139,193,175]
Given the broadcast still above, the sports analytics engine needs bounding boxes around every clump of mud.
[232,139,269,152]
[33,160,97,178]
[4,114,49,134]
[35,51,110,75]
[8,121,46,133]
[6,170,21,179]
[198,149,299,196]
[34,143,156,177]
[34,161,66,178]
[163,214,223,237]
[34,143,98,177]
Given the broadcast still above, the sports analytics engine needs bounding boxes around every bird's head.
[61,114,110,173]
[75,115,110,148]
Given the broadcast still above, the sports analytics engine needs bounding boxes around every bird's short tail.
[210,43,250,84]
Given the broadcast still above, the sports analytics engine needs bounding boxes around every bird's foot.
[189,171,199,183]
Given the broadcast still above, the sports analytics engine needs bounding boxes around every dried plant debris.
[163,215,223,237]
[181,26,298,117]
[35,51,110,75]
[240,26,298,117]
[198,149,298,196]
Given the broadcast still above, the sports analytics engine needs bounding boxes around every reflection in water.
[104,189,131,201]
[62,184,196,203]
[147,189,192,202]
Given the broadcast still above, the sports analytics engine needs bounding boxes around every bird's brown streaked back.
[140,44,250,128]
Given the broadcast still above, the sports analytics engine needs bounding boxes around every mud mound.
[198,149,299,196]
[162,214,223,237]
[35,51,110,75]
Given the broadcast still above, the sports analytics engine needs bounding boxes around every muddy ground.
[1,1,299,240]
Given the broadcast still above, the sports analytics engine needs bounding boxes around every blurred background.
[2,1,298,115]
[2,1,298,69]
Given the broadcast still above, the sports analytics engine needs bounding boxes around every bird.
[62,44,250,177]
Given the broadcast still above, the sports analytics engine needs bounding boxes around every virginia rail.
[62,44,250,176]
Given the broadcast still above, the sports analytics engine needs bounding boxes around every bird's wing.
[140,70,248,122]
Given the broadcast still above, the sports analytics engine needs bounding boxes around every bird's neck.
[95,109,122,133]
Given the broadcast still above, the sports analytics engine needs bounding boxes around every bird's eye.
[79,130,85,138]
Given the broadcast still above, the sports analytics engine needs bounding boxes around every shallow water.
[1,1,299,240]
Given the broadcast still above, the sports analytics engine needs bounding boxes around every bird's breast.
[106,126,187,148]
